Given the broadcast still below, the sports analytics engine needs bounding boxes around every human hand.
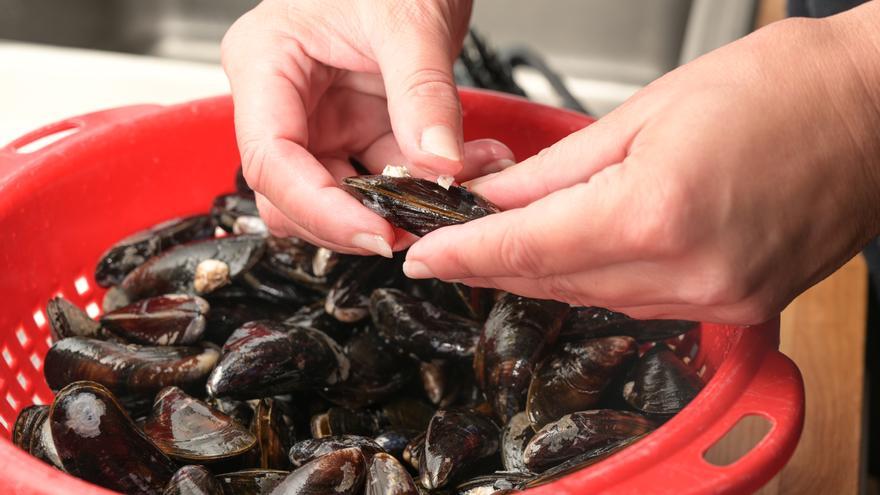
[222,0,514,256]
[404,5,880,324]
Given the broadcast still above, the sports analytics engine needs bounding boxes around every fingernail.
[403,260,434,279]
[420,125,461,161]
[352,233,393,258]
[480,158,515,175]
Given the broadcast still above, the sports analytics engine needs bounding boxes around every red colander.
[0,90,804,494]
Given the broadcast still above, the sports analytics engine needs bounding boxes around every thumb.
[375,18,465,177]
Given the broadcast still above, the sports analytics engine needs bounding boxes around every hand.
[222,0,515,256]
[404,5,880,324]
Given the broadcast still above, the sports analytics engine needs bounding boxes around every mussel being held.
[341,175,500,236]
[49,381,177,494]
[623,344,704,419]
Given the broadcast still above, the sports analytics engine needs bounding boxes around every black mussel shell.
[240,265,322,305]
[260,236,330,290]
[455,473,532,495]
[247,398,293,470]
[311,407,381,438]
[95,214,214,287]
[366,452,420,495]
[49,381,177,494]
[402,431,426,470]
[44,337,219,396]
[204,296,298,345]
[373,429,420,459]
[212,193,259,233]
[522,409,655,473]
[119,235,265,301]
[217,469,289,495]
[377,398,436,433]
[283,301,352,343]
[102,285,132,313]
[207,396,255,427]
[420,360,459,407]
[272,447,366,495]
[289,435,383,467]
[561,307,698,343]
[100,294,209,345]
[419,409,501,489]
[163,465,224,495]
[411,279,494,321]
[206,321,348,399]
[623,344,704,419]
[524,433,647,489]
[143,386,256,462]
[474,294,569,423]
[326,256,401,323]
[235,166,253,194]
[526,336,637,429]
[319,327,414,408]
[46,296,105,341]
[13,404,46,451]
[501,411,535,473]
[341,175,500,236]
[371,288,482,360]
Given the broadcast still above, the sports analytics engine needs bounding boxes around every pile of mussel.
[14,169,703,494]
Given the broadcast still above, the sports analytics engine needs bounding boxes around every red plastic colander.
[0,90,804,494]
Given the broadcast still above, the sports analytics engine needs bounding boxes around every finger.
[375,13,464,176]
[358,136,514,180]
[464,112,639,209]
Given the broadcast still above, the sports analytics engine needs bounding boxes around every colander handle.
[0,105,161,182]
[613,349,805,494]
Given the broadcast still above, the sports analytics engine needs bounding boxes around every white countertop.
[0,42,230,146]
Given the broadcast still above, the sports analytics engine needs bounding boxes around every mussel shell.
[163,465,224,495]
[143,386,257,462]
[119,235,265,301]
[94,214,214,287]
[207,397,255,427]
[207,321,348,399]
[526,336,637,429]
[370,288,482,360]
[366,452,419,495]
[524,433,647,489]
[271,447,366,495]
[217,469,289,495]
[474,294,569,423]
[411,279,494,321]
[30,410,65,470]
[341,175,500,236]
[402,431,426,470]
[289,435,383,467]
[248,398,293,470]
[326,256,401,323]
[373,429,420,459]
[419,360,459,407]
[212,193,259,233]
[310,407,380,438]
[204,296,298,345]
[235,166,253,194]
[260,236,329,290]
[282,302,352,343]
[419,409,501,489]
[623,344,703,419]
[100,294,209,345]
[49,381,177,494]
[561,307,698,343]
[44,337,220,396]
[455,473,532,494]
[46,296,104,341]
[522,409,654,472]
[312,247,345,279]
[501,412,535,473]
[378,398,436,433]
[12,404,46,451]
[240,265,322,305]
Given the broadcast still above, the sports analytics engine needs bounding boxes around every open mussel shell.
[49,381,177,494]
[212,192,259,233]
[310,407,380,438]
[341,175,500,236]
[95,214,215,287]
[419,409,501,490]
[207,321,348,400]
[370,288,482,360]
[271,447,367,495]
[289,435,383,467]
[623,343,704,419]
[46,296,104,341]
[100,294,209,345]
[163,465,224,495]
[247,398,294,470]
[119,235,266,301]
[366,452,419,495]
[561,306,698,343]
[326,256,401,323]
[217,469,290,495]
[501,411,535,473]
[521,409,655,473]
[143,386,256,462]
[44,337,219,396]
[526,336,637,429]
[474,293,570,423]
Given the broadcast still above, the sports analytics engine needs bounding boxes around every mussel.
[366,452,420,495]
[248,398,294,470]
[373,429,420,459]
[326,256,401,323]
[100,294,209,345]
[217,469,289,495]
[419,409,501,489]
[561,307,698,343]
[341,175,500,236]
[212,193,259,233]
[163,465,225,495]
[623,344,703,419]
[474,294,569,423]
[501,411,535,473]
[271,447,366,494]
[49,381,177,494]
[288,435,383,467]
[310,407,381,438]
[94,214,214,287]
[46,296,106,341]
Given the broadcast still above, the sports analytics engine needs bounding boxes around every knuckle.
[399,68,458,102]
[498,227,543,277]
